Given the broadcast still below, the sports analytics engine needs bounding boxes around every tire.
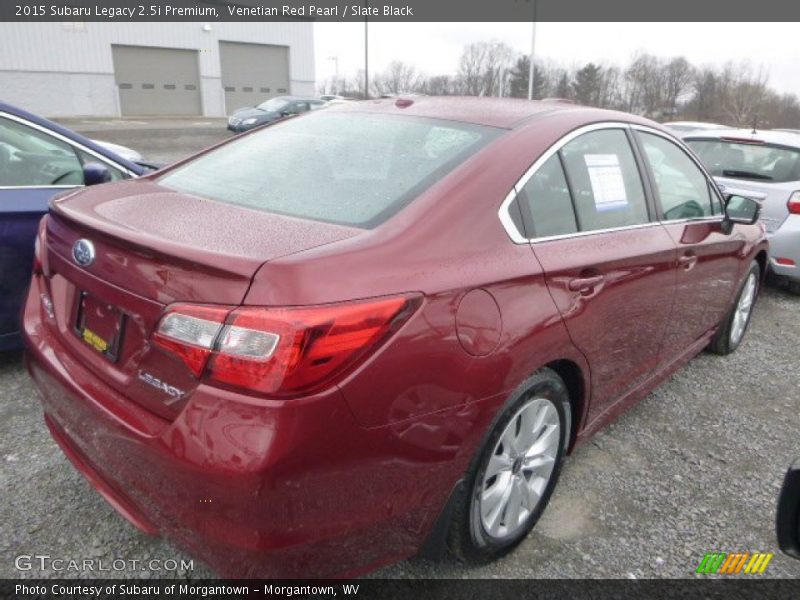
[448,368,571,563]
[709,260,760,355]
[787,279,800,297]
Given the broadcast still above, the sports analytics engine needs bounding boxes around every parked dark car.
[23,97,767,578]
[0,101,145,351]
[227,96,326,132]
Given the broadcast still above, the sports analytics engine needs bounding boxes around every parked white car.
[683,129,800,294]
[663,121,728,134]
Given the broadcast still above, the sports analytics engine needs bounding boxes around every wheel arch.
[544,358,587,453]
[754,249,768,283]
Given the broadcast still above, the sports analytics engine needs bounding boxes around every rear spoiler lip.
[719,136,765,144]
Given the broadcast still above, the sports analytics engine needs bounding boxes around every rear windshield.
[159,112,501,228]
[686,139,800,183]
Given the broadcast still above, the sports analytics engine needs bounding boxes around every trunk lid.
[42,180,361,419]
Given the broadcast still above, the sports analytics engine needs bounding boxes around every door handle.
[568,274,605,292]
[678,254,698,270]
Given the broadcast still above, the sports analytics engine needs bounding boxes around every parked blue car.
[0,102,146,351]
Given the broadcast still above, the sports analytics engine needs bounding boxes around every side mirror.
[724,194,761,225]
[83,163,112,186]
[777,461,800,559]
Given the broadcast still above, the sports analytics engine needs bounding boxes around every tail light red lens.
[152,295,419,397]
[788,191,800,215]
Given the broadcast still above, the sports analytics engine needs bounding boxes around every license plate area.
[74,292,125,362]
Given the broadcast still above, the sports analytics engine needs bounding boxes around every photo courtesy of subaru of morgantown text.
[2,0,800,591]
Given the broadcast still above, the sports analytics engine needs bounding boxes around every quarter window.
[517,154,578,238]
[638,132,718,220]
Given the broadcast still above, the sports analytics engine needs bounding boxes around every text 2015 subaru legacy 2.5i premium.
[23,97,767,578]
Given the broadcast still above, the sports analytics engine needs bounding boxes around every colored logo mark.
[696,552,773,574]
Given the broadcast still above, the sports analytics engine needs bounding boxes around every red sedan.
[23,97,767,578]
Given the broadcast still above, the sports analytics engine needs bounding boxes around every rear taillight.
[788,191,800,215]
[152,304,231,376]
[152,295,419,397]
[33,216,48,274]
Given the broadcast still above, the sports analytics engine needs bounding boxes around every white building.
[0,22,315,118]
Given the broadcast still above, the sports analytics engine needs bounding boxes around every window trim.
[630,125,726,222]
[498,122,724,244]
[0,111,137,190]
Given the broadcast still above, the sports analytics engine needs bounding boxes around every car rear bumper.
[22,276,461,578]
[768,215,800,280]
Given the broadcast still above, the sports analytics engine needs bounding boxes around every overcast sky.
[314,22,799,95]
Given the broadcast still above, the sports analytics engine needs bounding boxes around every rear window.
[159,112,501,228]
[686,139,800,183]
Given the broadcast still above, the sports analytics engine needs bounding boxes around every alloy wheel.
[478,397,560,541]
[730,272,757,346]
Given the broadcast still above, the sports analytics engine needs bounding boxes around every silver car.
[683,129,800,294]
[663,121,728,134]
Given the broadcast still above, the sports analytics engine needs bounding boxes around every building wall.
[0,22,315,117]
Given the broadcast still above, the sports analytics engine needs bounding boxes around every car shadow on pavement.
[0,349,23,371]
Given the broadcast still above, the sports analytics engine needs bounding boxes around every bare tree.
[663,57,694,117]
[719,62,770,127]
[624,53,664,117]
[457,42,489,96]
[421,75,456,96]
[456,42,514,96]
[689,67,719,121]
[327,44,800,130]
[372,60,421,96]
[598,65,622,108]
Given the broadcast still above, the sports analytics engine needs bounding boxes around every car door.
[514,125,678,421]
[0,113,125,344]
[633,127,743,356]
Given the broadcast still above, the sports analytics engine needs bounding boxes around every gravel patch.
[2,282,798,580]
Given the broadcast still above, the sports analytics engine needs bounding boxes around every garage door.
[219,42,290,114]
[112,45,201,116]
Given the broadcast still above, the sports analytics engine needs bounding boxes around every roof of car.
[327,96,648,129]
[680,127,800,149]
[663,121,727,129]
[273,96,324,103]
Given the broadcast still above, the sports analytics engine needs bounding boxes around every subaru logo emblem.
[72,239,95,267]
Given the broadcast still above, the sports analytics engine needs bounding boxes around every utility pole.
[528,1,537,100]
[364,1,369,99]
[491,41,504,98]
[328,56,339,94]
